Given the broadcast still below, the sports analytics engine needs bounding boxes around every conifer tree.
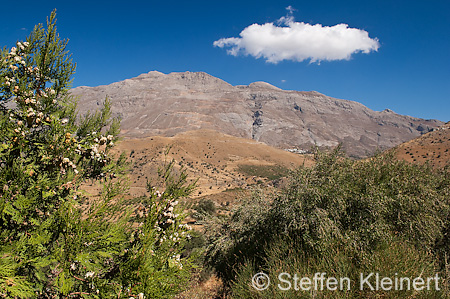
[0,11,196,298]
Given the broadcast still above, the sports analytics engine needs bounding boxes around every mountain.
[390,122,450,168]
[71,71,444,158]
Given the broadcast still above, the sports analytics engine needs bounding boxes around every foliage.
[231,238,444,298]
[237,164,290,181]
[205,149,450,297]
[0,11,197,298]
[120,159,197,298]
[192,199,216,220]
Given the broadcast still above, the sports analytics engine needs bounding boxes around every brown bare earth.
[114,129,313,198]
[391,122,450,168]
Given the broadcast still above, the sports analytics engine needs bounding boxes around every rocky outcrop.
[71,71,444,158]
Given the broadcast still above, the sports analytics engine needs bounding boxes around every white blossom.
[163,212,173,218]
[27,108,35,117]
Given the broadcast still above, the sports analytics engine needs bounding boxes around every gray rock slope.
[71,71,443,158]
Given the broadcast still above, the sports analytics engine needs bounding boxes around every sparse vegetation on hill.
[113,130,312,198]
[392,122,450,168]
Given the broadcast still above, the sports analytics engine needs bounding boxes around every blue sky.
[1,0,449,121]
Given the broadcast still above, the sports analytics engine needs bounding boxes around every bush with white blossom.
[121,160,197,298]
[0,11,197,298]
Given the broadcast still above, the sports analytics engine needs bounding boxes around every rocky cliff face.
[71,71,443,158]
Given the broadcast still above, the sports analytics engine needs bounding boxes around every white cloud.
[214,11,380,64]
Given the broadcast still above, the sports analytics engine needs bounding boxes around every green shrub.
[192,198,217,220]
[231,237,444,298]
[120,159,197,298]
[205,148,450,297]
[237,164,290,180]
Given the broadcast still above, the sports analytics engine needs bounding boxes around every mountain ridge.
[71,71,444,158]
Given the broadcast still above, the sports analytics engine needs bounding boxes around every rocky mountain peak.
[248,81,282,90]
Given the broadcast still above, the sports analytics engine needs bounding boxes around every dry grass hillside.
[391,122,450,168]
[113,129,313,198]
